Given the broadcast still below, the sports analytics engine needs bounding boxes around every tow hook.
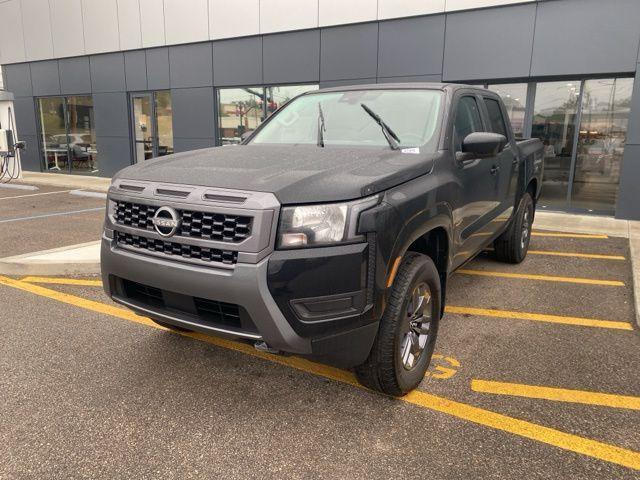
[254,341,281,354]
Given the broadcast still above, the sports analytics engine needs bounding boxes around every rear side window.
[453,96,483,151]
[483,97,508,137]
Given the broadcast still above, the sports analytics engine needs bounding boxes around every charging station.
[0,91,23,182]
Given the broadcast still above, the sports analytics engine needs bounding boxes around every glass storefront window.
[38,95,98,175]
[217,84,318,145]
[487,83,527,138]
[531,81,580,209]
[570,78,633,213]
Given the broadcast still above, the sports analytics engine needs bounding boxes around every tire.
[355,252,441,396]
[150,319,190,332]
[493,192,534,264]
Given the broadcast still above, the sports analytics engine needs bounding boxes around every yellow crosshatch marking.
[471,380,640,411]
[531,231,609,239]
[445,305,633,331]
[0,274,639,471]
[426,354,460,379]
[457,269,625,287]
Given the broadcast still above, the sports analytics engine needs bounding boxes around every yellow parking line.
[471,379,640,411]
[20,276,103,287]
[445,305,633,331]
[0,274,639,470]
[528,250,625,261]
[457,269,625,287]
[532,232,609,239]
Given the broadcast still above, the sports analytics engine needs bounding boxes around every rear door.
[450,92,502,264]
[480,94,518,228]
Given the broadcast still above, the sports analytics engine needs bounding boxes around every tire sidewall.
[393,257,442,393]
[514,193,534,262]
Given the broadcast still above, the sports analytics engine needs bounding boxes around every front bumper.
[101,236,379,366]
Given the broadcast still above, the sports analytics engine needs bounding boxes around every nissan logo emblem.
[152,206,181,237]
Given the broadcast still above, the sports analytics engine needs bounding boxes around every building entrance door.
[131,91,173,163]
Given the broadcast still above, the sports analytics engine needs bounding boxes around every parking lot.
[1,187,639,479]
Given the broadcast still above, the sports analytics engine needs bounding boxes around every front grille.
[194,298,242,328]
[116,231,238,265]
[119,279,245,331]
[114,201,252,243]
[122,280,165,308]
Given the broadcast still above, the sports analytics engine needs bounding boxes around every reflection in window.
[217,84,318,145]
[531,82,580,209]
[155,91,174,157]
[571,78,633,213]
[38,95,98,175]
[487,83,527,138]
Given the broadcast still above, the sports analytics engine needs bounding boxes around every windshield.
[249,89,442,149]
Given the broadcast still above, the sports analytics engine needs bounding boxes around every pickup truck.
[101,83,543,396]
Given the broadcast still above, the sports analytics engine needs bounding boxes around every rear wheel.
[355,253,441,396]
[493,192,534,264]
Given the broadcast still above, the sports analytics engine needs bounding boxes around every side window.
[454,96,483,151]
[483,97,508,137]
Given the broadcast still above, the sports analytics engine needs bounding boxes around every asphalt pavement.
[0,230,638,479]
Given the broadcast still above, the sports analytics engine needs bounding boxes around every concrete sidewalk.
[15,171,111,192]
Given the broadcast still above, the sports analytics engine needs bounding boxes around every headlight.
[277,196,379,248]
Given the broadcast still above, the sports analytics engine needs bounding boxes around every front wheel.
[493,192,534,264]
[355,253,441,396]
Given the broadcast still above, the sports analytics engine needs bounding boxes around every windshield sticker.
[401,147,420,154]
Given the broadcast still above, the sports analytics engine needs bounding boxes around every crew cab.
[101,83,543,395]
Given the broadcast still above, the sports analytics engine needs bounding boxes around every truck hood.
[115,144,436,204]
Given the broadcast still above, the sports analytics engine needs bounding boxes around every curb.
[629,224,640,329]
[0,241,101,276]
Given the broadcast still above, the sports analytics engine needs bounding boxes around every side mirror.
[14,141,26,150]
[240,130,254,142]
[459,132,507,159]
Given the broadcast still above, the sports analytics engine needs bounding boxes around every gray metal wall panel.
[59,57,91,94]
[12,97,37,136]
[319,78,377,89]
[212,37,263,87]
[320,23,378,81]
[124,50,148,92]
[89,53,126,93]
[616,144,640,220]
[263,30,320,84]
[378,15,445,78]
[93,92,130,138]
[17,134,40,172]
[173,137,215,153]
[169,43,213,88]
[531,0,640,77]
[442,4,536,81]
[30,60,61,96]
[146,48,170,90]
[377,74,442,83]
[95,136,133,177]
[171,87,215,139]
[3,63,33,98]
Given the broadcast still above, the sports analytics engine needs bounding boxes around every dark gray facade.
[2,0,640,218]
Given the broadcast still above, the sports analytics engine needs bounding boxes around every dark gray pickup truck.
[101,83,543,395]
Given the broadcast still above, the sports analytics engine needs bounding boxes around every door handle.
[490,165,500,175]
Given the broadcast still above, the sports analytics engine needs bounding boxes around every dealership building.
[1,0,639,218]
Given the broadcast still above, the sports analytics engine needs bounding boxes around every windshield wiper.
[360,103,401,150]
[317,102,326,147]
